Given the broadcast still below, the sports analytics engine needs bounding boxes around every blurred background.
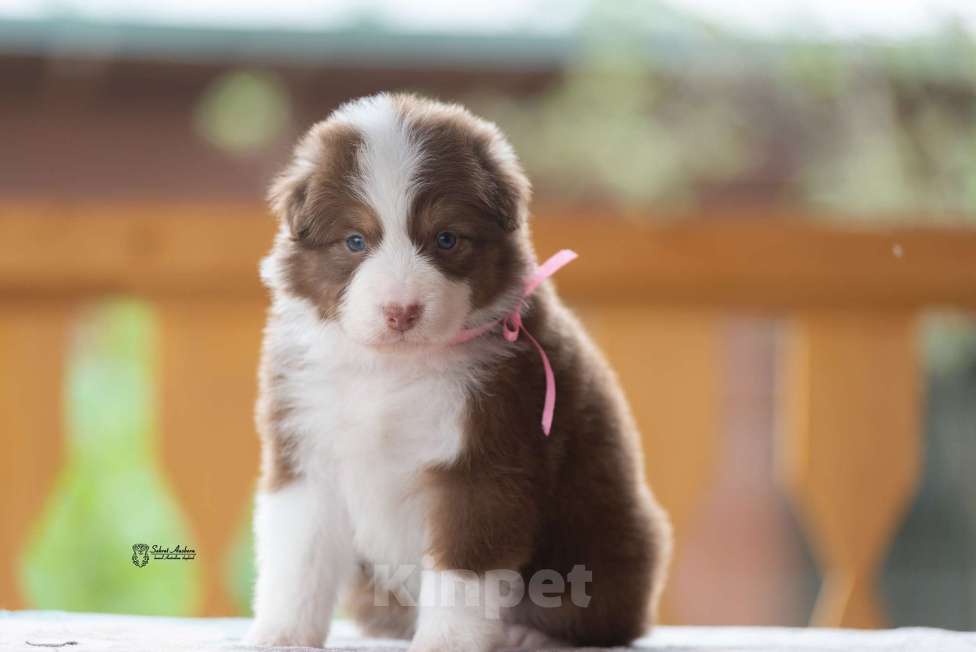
[1,0,975,631]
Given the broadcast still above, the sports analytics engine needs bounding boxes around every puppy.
[247,93,671,651]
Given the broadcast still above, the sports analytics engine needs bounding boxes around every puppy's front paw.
[498,623,564,651]
[406,638,464,652]
[408,621,503,652]
[243,620,326,648]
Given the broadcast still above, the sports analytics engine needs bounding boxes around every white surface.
[2,612,975,651]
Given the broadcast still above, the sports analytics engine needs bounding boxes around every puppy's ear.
[268,123,327,240]
[487,162,531,233]
[267,160,311,240]
[475,121,532,233]
[268,121,362,242]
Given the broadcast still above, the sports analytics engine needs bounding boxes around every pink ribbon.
[453,249,578,435]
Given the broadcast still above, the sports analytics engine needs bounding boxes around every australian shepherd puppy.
[247,93,671,651]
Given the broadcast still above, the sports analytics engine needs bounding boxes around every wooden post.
[0,302,72,608]
[155,298,265,616]
[587,306,721,624]
[777,312,921,627]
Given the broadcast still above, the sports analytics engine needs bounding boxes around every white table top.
[2,611,974,652]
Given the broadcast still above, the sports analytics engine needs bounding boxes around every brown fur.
[404,111,527,311]
[255,366,298,492]
[257,94,671,647]
[427,287,671,645]
[268,123,381,321]
[342,563,418,640]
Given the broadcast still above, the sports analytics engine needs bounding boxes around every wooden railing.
[1,201,975,625]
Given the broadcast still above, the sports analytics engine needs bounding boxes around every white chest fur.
[266,296,479,570]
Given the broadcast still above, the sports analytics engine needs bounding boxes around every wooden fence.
[1,201,975,626]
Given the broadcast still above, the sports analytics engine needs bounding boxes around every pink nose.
[383,303,423,332]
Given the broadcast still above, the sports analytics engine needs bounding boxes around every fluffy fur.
[247,93,671,651]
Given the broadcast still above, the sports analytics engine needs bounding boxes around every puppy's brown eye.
[435,231,458,250]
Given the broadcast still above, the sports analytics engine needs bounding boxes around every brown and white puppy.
[247,93,671,651]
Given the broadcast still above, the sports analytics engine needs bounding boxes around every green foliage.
[923,313,976,378]
[466,4,976,222]
[472,1,755,211]
[226,511,255,616]
[194,70,291,156]
[22,301,200,615]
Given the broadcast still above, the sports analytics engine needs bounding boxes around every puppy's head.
[263,93,532,350]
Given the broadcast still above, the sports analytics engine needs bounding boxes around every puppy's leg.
[345,562,417,640]
[246,476,354,647]
[408,567,509,652]
[409,465,539,652]
[498,623,566,651]
[410,571,564,651]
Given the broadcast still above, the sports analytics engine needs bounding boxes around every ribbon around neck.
[452,249,578,435]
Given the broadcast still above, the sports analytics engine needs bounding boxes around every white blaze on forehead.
[331,94,472,347]
[332,94,425,236]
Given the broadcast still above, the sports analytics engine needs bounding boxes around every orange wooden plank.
[777,312,921,627]
[0,301,72,609]
[1,201,975,309]
[585,306,721,624]
[156,298,264,616]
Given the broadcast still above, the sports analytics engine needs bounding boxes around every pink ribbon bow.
[453,249,578,435]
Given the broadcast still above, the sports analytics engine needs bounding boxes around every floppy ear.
[267,120,362,241]
[475,120,531,233]
[267,161,311,239]
[268,120,338,240]
[486,161,531,233]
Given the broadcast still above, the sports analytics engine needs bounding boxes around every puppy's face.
[263,94,532,350]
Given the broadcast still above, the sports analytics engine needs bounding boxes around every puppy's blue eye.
[345,234,366,252]
[436,231,457,250]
